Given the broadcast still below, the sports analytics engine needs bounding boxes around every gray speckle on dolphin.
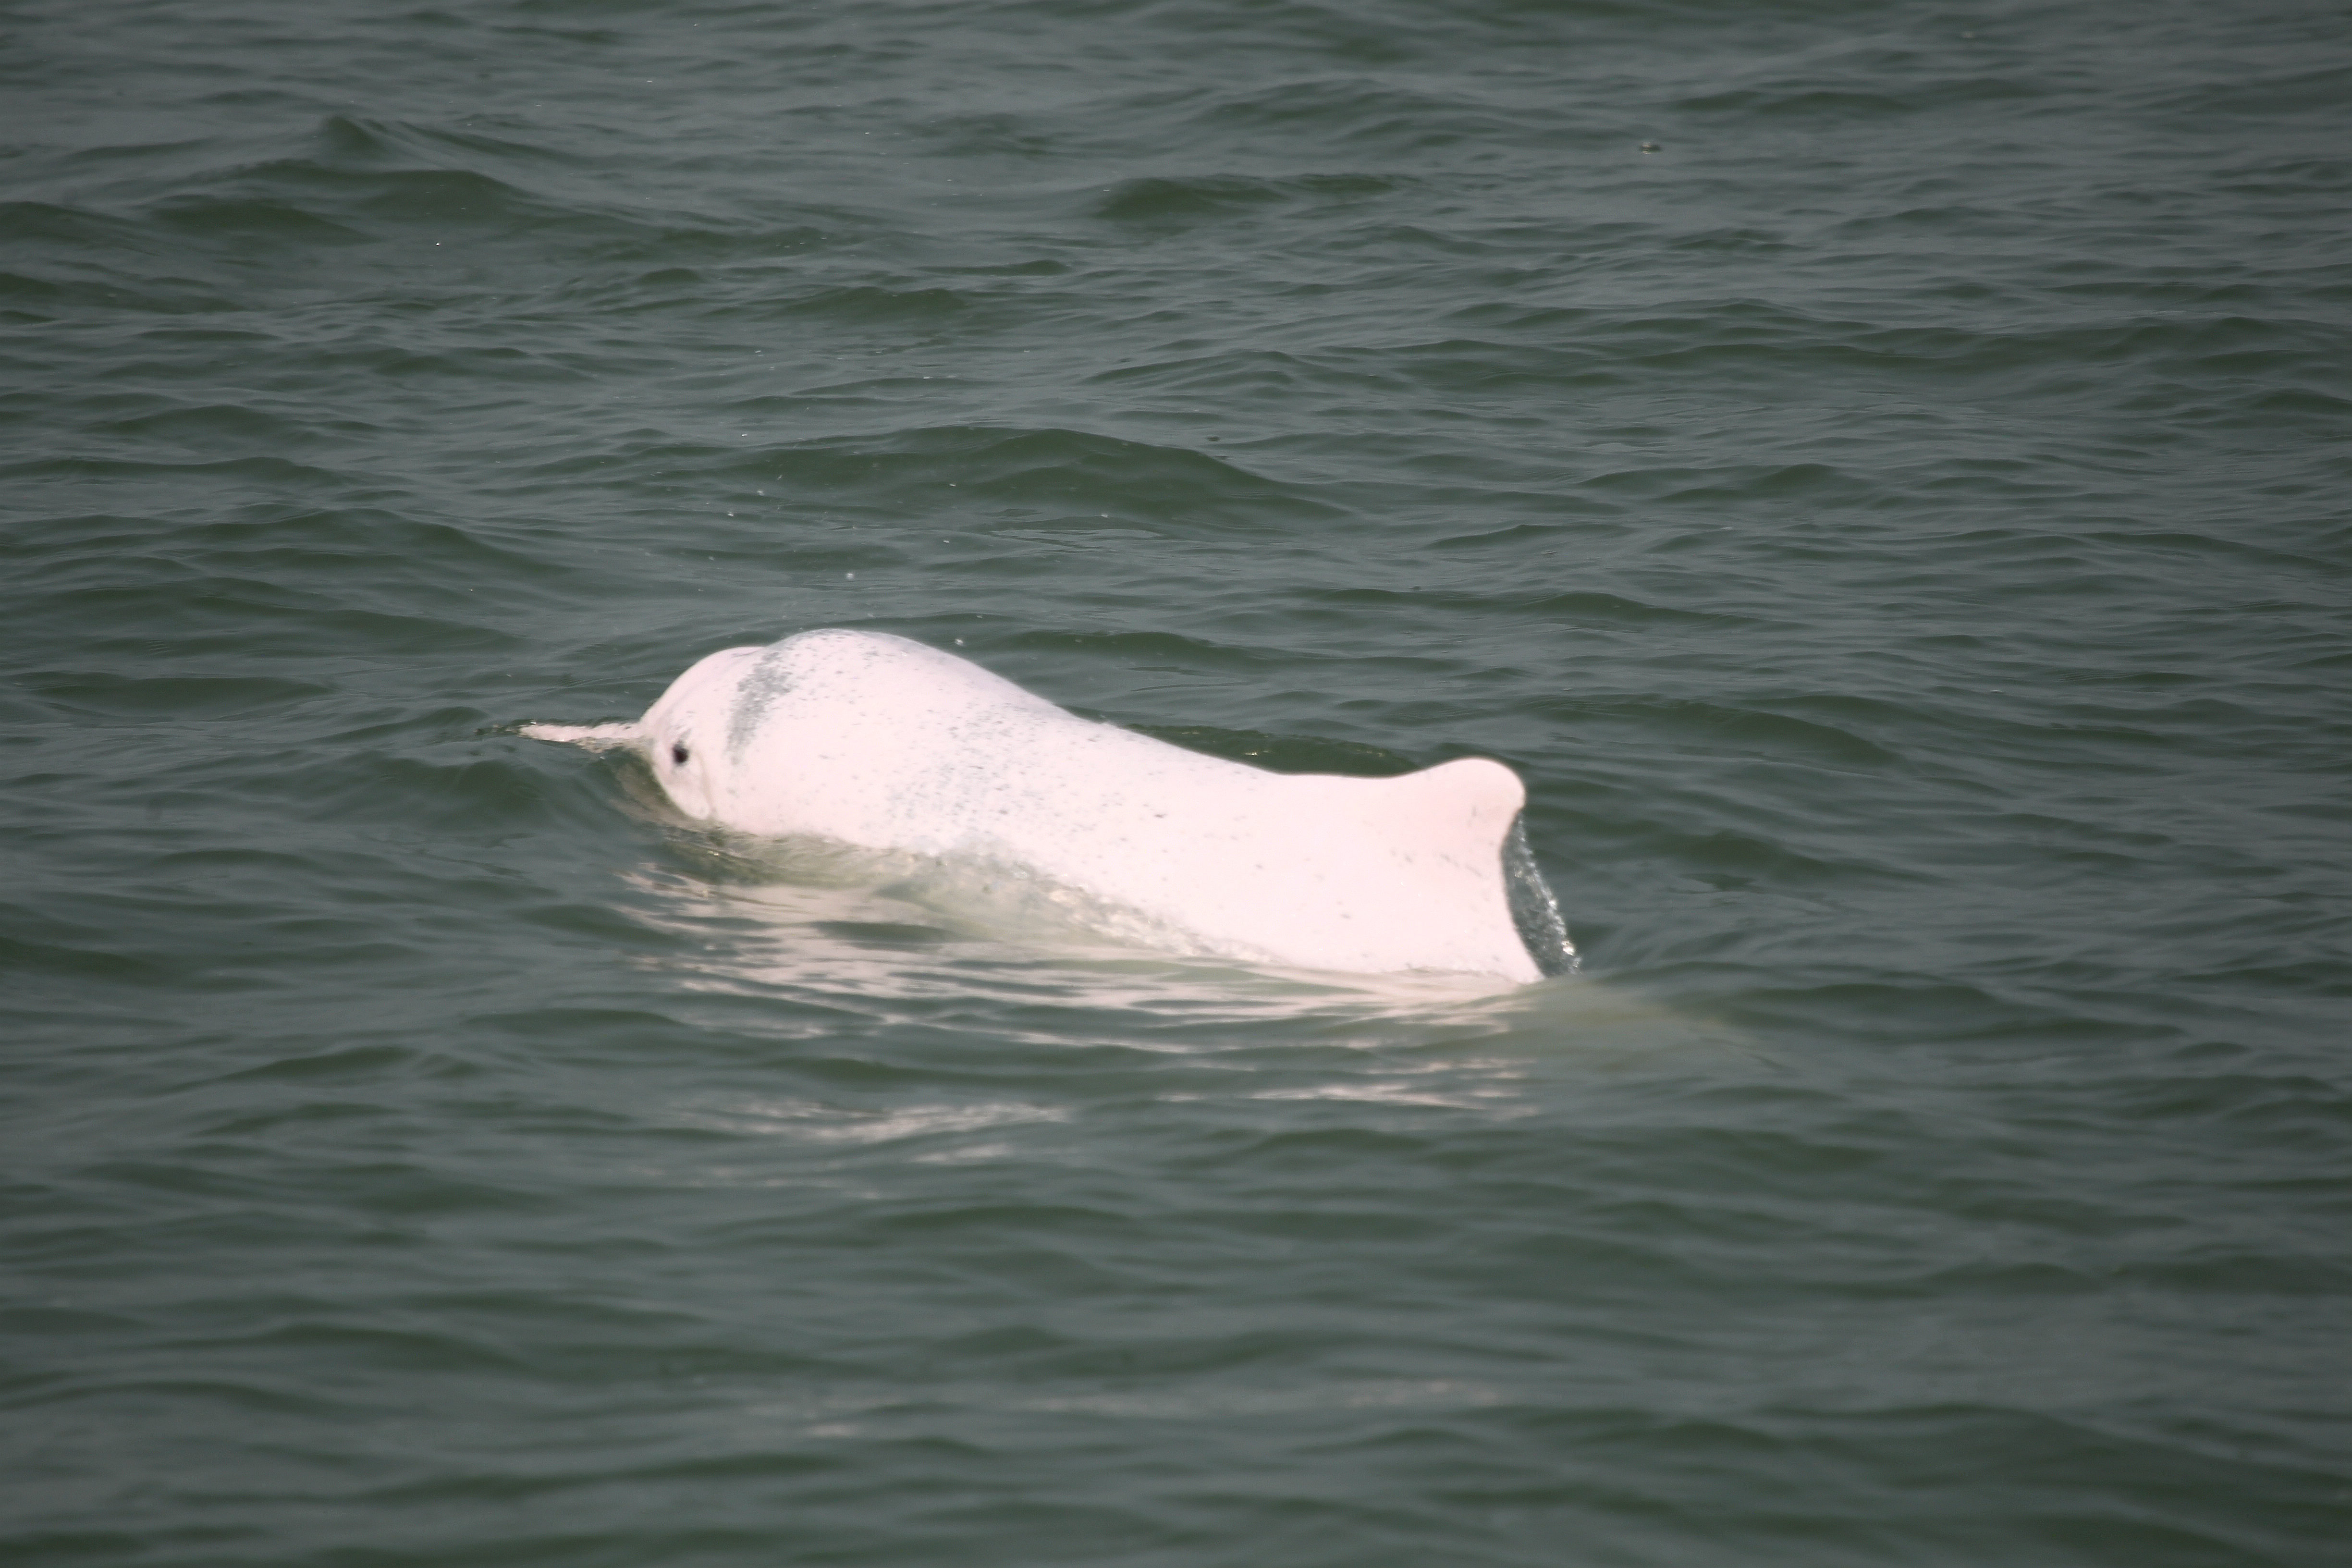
[525,629,1575,983]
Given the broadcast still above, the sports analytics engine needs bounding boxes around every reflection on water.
[626,859,1523,1019]
[725,1377,1511,1445]
[671,1096,1071,1144]
[612,835,1734,1071]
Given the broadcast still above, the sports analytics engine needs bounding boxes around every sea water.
[4,1,2348,1563]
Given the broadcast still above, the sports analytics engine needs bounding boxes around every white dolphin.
[524,629,1573,983]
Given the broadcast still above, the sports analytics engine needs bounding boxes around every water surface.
[4,1,2349,1563]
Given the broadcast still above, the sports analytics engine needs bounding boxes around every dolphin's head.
[524,645,767,824]
[631,645,768,823]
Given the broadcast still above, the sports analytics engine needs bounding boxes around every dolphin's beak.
[519,722,643,750]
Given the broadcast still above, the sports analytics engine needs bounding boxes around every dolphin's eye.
[671,742,691,766]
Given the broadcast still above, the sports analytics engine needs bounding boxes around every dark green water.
[5,1,2349,1563]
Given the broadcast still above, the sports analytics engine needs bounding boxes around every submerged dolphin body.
[525,629,1573,982]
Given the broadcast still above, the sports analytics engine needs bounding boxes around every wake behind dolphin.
[526,629,1574,983]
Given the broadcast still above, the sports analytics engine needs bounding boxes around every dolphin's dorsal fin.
[1199,755,1539,977]
[1360,758,1569,976]
[1354,757,1526,863]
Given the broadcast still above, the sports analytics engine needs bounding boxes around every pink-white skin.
[527,629,1546,982]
